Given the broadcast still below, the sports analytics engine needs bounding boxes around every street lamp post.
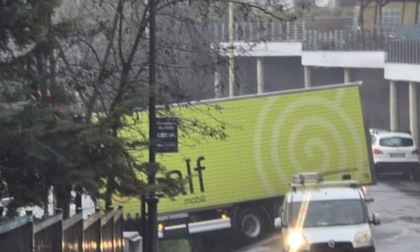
[147,0,159,250]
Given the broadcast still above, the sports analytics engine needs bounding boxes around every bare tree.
[51,0,292,206]
[0,0,291,216]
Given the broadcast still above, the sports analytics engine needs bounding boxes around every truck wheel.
[235,208,267,243]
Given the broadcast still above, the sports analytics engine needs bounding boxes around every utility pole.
[228,1,235,97]
[147,0,159,250]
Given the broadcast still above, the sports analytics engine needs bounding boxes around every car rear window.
[379,137,414,147]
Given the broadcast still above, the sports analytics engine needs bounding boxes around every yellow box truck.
[117,83,375,243]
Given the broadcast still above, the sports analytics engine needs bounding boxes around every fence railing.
[387,39,420,64]
[34,214,63,252]
[206,16,357,43]
[0,215,33,252]
[206,21,404,53]
[304,16,355,31]
[205,20,420,57]
[303,28,391,51]
[0,206,124,252]
[207,21,305,42]
[206,22,393,51]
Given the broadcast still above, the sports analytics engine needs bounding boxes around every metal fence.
[0,206,124,252]
[63,212,84,252]
[304,16,355,31]
[303,28,391,51]
[206,16,356,43]
[84,211,102,252]
[387,39,420,64]
[206,20,412,54]
[34,214,63,252]
[0,215,33,252]
[207,21,305,42]
[101,207,123,252]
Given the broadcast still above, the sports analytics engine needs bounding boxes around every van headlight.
[287,230,307,250]
[354,230,372,246]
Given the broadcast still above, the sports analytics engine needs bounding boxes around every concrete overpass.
[213,22,420,141]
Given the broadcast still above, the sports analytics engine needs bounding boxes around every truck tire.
[235,207,268,244]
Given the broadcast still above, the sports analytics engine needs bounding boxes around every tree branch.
[85,0,125,122]
[117,0,126,66]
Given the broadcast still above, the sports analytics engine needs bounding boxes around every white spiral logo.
[253,88,364,195]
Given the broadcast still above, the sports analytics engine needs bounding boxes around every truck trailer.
[116,83,375,243]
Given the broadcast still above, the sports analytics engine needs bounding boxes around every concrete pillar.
[409,82,418,142]
[228,2,235,97]
[214,67,222,98]
[257,58,265,94]
[304,66,312,88]
[344,68,351,83]
[390,81,399,131]
[228,58,235,97]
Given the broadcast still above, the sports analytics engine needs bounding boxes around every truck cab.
[280,173,380,252]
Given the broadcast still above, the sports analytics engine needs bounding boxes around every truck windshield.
[290,200,366,227]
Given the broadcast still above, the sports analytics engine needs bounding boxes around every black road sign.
[155,117,178,153]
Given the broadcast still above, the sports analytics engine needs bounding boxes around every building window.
[380,9,402,28]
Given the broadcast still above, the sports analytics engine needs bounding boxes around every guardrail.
[0,206,124,252]
[387,39,420,64]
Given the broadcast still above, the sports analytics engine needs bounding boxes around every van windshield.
[290,200,367,227]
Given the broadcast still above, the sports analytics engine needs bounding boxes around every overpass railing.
[207,21,305,42]
[387,39,420,64]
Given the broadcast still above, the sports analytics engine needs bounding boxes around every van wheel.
[235,208,267,244]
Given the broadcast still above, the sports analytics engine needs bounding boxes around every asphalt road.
[235,175,420,252]
[369,175,420,252]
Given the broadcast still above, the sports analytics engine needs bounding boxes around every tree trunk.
[105,176,117,209]
[359,0,365,27]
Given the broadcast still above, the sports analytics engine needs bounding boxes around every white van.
[279,173,380,252]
